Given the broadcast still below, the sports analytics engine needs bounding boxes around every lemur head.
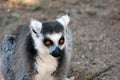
[30,15,70,57]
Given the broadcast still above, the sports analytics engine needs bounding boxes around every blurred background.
[0,0,120,80]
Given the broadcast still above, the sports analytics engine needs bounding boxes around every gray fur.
[0,19,72,80]
[1,35,16,80]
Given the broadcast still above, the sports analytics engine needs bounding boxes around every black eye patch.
[43,38,53,47]
[32,29,37,34]
[59,36,65,45]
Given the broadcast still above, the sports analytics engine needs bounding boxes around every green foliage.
[79,40,84,51]
[86,11,97,16]
[32,0,46,11]
[94,4,104,8]
[32,4,39,11]
[5,18,11,25]
[18,0,23,3]
[117,15,120,21]
[84,74,92,80]
[39,0,45,3]
[5,15,19,25]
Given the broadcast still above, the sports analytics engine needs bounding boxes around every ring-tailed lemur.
[1,15,73,80]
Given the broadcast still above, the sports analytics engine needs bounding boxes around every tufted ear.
[56,15,70,28]
[30,18,42,34]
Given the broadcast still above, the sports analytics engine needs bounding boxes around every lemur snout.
[51,47,63,57]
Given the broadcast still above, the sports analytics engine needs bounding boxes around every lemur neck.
[25,34,58,80]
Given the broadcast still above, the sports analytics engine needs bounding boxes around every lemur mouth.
[51,47,63,57]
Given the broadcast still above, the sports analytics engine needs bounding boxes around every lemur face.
[30,15,70,57]
[42,32,65,57]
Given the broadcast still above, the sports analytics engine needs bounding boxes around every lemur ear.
[30,19,42,34]
[56,15,70,28]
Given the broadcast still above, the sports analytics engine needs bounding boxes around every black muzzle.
[51,47,63,57]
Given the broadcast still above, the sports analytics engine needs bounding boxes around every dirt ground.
[0,0,120,80]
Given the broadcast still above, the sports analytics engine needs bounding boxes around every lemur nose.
[51,47,62,57]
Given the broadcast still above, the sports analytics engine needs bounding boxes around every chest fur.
[33,53,58,80]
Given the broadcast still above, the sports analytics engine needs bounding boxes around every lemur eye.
[59,37,65,45]
[44,38,53,47]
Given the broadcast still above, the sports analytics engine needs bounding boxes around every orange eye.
[45,40,51,46]
[59,38,64,45]
[44,38,53,47]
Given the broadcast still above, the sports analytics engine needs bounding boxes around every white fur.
[34,51,58,80]
[56,15,70,28]
[31,33,58,80]
[29,20,61,80]
[29,16,70,80]
[31,34,58,80]
[32,32,66,80]
[46,33,62,46]
[46,33,66,50]
[30,18,47,54]
[62,78,70,80]
[30,19,42,34]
